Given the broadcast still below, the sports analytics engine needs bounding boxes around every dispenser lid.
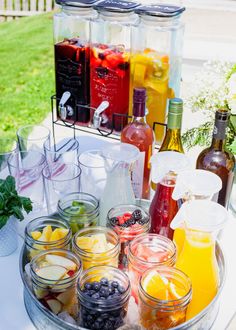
[56,0,98,8]
[101,143,140,163]
[94,0,140,13]
[150,151,191,184]
[170,200,228,232]
[135,4,185,17]
[172,169,222,200]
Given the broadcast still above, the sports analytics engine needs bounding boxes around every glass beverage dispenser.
[54,0,98,124]
[90,0,139,132]
[130,4,185,144]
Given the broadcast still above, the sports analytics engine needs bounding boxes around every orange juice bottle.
[170,200,228,320]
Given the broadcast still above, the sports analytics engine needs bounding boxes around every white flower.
[228,94,236,115]
[228,73,236,95]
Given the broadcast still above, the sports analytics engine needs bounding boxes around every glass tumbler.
[17,124,51,152]
[57,192,99,234]
[78,149,107,199]
[72,226,120,270]
[0,137,17,179]
[8,150,46,211]
[77,265,131,330]
[138,266,192,330]
[43,163,81,214]
[25,216,72,261]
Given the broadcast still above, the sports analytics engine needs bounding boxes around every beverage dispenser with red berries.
[54,0,98,124]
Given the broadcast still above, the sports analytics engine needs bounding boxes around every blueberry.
[132,209,142,221]
[93,321,101,329]
[108,287,115,295]
[111,281,119,288]
[84,283,92,290]
[87,314,93,322]
[104,320,113,330]
[100,277,109,286]
[100,313,109,319]
[93,281,101,291]
[118,285,126,294]
[100,287,110,298]
[92,292,100,299]
[87,290,96,296]
[100,296,106,300]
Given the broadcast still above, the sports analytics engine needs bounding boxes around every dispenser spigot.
[59,91,73,121]
[92,101,109,129]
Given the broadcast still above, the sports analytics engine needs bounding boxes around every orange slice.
[168,282,186,300]
[143,270,169,300]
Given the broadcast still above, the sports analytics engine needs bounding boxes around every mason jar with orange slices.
[138,266,192,330]
[25,217,72,261]
[72,226,120,270]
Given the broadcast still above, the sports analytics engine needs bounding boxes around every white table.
[0,131,235,330]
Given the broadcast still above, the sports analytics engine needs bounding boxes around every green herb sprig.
[0,176,33,229]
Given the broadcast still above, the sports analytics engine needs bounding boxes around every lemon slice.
[143,270,169,300]
[39,225,52,242]
[31,231,41,240]
[50,228,69,241]
[76,236,94,251]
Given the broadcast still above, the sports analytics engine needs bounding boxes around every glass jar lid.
[56,0,98,8]
[94,0,140,13]
[135,4,185,18]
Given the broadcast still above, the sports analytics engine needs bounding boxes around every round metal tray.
[19,241,225,330]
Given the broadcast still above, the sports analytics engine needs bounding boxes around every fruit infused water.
[171,200,228,320]
[138,267,192,330]
[107,204,150,270]
[30,249,81,317]
[72,226,120,270]
[128,234,176,302]
[54,38,90,123]
[90,43,130,131]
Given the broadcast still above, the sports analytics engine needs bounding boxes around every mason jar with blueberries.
[77,265,131,330]
[107,204,150,270]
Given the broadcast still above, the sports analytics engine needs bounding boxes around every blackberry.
[121,222,129,228]
[118,62,129,71]
[110,216,119,226]
[132,209,142,221]
[128,216,136,225]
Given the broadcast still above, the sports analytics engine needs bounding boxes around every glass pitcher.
[90,0,139,132]
[130,4,185,144]
[99,142,140,226]
[170,200,228,320]
[54,0,98,124]
[149,151,191,239]
[172,169,223,252]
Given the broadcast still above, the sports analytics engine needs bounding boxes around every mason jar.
[128,234,176,302]
[138,266,192,330]
[25,216,72,261]
[72,226,120,270]
[54,0,98,124]
[57,192,99,234]
[77,265,131,329]
[107,204,150,270]
[131,4,185,144]
[90,0,139,132]
[30,249,82,317]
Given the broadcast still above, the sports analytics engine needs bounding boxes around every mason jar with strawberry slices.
[107,204,150,270]
[127,234,176,303]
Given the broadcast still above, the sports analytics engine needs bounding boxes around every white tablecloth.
[0,131,235,330]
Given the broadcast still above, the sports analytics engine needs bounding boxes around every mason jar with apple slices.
[30,249,82,318]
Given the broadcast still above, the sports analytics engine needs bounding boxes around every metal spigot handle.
[93,101,109,129]
[59,92,72,121]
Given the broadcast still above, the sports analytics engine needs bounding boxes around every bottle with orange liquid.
[170,200,228,320]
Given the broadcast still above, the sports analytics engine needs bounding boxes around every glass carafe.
[171,200,228,320]
[90,0,139,132]
[54,0,98,124]
[130,4,185,144]
[99,143,139,226]
[149,151,191,239]
[172,169,223,253]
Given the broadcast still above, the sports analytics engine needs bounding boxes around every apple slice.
[36,265,67,281]
[45,255,77,271]
[46,298,62,314]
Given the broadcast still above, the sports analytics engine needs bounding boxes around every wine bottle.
[121,88,155,199]
[196,109,235,208]
[159,98,184,153]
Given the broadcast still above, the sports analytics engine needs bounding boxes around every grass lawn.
[0,13,54,140]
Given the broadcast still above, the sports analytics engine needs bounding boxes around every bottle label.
[131,151,145,198]
[213,121,227,140]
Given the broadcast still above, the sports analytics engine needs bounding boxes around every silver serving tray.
[19,241,225,330]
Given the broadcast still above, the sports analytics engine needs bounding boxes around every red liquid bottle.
[121,88,154,199]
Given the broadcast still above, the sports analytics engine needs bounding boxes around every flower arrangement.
[182,61,236,153]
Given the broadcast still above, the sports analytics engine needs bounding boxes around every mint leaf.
[4,176,16,193]
[12,206,24,221]
[20,197,33,214]
[0,215,8,229]
[0,192,4,209]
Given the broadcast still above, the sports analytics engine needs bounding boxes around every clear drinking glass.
[8,150,46,211]
[17,124,51,152]
[78,149,106,199]
[0,137,18,179]
[44,138,79,176]
[43,163,81,214]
